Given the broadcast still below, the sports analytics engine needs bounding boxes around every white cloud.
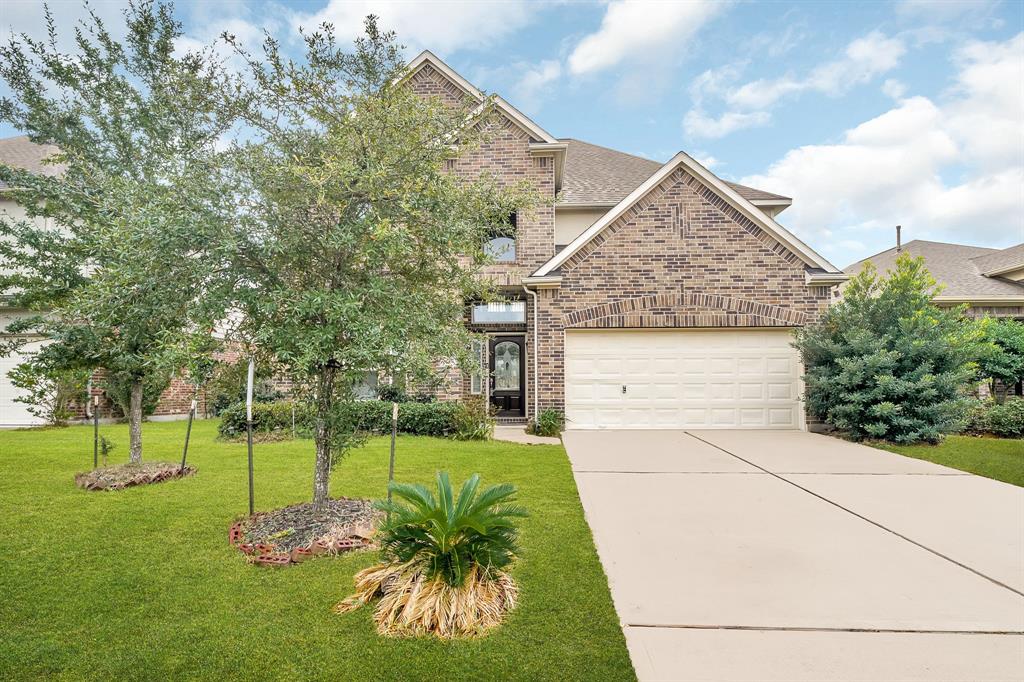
[882,78,906,99]
[683,109,770,138]
[1,0,128,47]
[292,0,538,56]
[726,32,906,110]
[568,0,725,76]
[693,153,720,169]
[513,60,561,110]
[740,33,1024,265]
[685,31,906,140]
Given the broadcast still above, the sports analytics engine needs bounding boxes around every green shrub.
[217,400,307,438]
[793,254,979,444]
[217,399,466,439]
[451,397,494,441]
[961,398,1023,438]
[987,398,1024,438]
[527,409,564,438]
[7,362,90,426]
[963,399,992,434]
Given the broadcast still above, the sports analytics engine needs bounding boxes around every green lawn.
[874,435,1024,487]
[0,420,634,681]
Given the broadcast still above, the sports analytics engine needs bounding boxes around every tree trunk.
[128,376,143,463]
[312,365,336,513]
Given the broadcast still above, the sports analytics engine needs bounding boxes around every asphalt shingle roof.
[558,138,790,206]
[971,243,1024,275]
[844,240,1024,298]
[0,135,63,189]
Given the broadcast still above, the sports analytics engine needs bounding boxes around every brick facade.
[532,169,831,412]
[408,63,556,415]
[406,57,832,418]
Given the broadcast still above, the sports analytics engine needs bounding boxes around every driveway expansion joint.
[684,431,1024,599]
[624,624,1024,636]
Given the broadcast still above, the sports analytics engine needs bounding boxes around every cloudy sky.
[2,0,1022,266]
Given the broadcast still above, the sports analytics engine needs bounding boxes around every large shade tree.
[223,18,537,510]
[0,1,234,460]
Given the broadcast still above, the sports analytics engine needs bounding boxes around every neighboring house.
[406,51,847,430]
[0,135,197,426]
[845,240,1024,320]
[845,239,1024,399]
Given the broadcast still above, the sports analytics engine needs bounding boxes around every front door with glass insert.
[489,335,525,417]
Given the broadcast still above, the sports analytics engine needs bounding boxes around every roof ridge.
[560,137,663,165]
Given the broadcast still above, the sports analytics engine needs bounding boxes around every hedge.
[964,397,1024,439]
[218,399,464,439]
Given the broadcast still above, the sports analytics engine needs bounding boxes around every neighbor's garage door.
[564,329,802,430]
[0,338,46,427]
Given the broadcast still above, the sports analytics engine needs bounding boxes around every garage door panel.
[1,338,47,427]
[565,330,802,430]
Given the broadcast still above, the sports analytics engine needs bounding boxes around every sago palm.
[337,472,528,638]
[375,471,527,586]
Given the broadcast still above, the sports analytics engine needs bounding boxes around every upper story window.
[484,212,517,263]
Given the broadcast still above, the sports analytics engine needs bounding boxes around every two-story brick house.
[406,51,848,430]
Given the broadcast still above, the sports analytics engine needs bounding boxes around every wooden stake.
[246,358,255,516]
[92,394,99,469]
[180,392,197,473]
[387,401,398,503]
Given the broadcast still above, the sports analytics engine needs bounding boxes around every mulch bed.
[229,497,381,567]
[75,462,196,491]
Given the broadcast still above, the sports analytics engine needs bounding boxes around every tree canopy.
[220,17,539,509]
[0,0,233,460]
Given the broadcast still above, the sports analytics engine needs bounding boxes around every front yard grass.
[874,435,1023,487]
[0,420,634,681]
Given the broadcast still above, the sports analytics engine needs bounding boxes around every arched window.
[484,211,517,262]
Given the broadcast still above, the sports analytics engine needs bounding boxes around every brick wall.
[407,62,554,409]
[533,168,832,412]
[405,59,832,418]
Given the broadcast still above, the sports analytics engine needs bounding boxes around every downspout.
[522,284,539,423]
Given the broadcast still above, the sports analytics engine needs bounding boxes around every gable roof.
[0,135,63,189]
[844,240,1024,299]
[534,151,840,276]
[558,138,790,208]
[971,243,1024,277]
[404,50,559,145]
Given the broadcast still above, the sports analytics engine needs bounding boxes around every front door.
[489,335,525,417]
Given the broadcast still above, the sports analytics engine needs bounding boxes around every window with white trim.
[471,300,525,324]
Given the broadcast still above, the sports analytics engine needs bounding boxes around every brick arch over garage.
[563,293,809,329]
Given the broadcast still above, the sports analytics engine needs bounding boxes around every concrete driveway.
[564,429,1024,681]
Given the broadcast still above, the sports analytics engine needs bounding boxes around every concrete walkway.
[492,425,561,445]
[564,429,1024,681]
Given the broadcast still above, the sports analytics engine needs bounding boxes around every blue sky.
[2,0,1022,266]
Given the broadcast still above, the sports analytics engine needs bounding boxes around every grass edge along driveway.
[873,434,1023,487]
[0,419,635,681]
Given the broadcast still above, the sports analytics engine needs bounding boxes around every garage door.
[564,329,802,430]
[0,339,46,427]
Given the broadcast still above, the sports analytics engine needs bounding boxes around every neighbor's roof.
[558,138,789,207]
[0,135,63,189]
[971,242,1024,276]
[844,240,1024,299]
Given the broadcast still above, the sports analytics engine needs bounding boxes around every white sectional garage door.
[564,329,802,430]
[0,338,46,427]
